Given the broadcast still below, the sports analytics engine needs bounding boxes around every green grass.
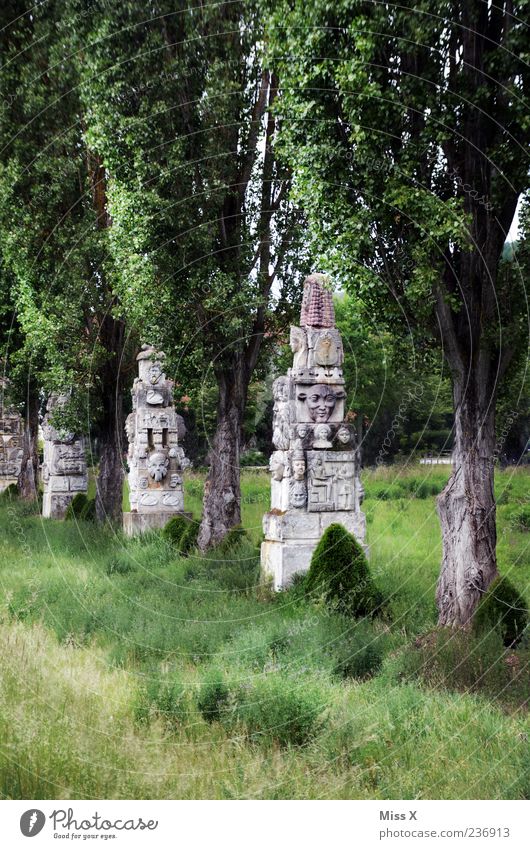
[0,464,528,799]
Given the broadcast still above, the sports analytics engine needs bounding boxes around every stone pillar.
[261,273,366,590]
[41,395,88,518]
[0,408,23,493]
[123,345,191,536]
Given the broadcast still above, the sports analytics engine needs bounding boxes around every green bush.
[390,627,529,711]
[105,553,136,575]
[331,623,386,680]
[306,523,384,618]
[232,674,326,747]
[65,493,89,520]
[134,674,189,728]
[197,669,230,722]
[473,576,528,646]
[240,449,266,467]
[179,521,199,554]
[79,497,96,522]
[162,515,190,547]
[509,505,530,531]
[0,483,18,501]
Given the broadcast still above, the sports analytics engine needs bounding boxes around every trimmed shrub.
[179,522,199,554]
[0,483,18,500]
[162,516,190,547]
[306,523,384,618]
[473,576,528,646]
[65,493,89,520]
[197,669,230,722]
[80,498,97,522]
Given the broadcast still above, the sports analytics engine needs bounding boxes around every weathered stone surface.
[41,395,88,519]
[123,510,193,537]
[123,345,190,535]
[0,409,23,492]
[261,274,366,589]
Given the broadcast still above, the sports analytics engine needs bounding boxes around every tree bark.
[436,371,498,627]
[197,361,246,549]
[17,383,39,500]
[95,314,125,524]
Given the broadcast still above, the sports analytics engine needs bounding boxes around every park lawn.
[0,465,528,800]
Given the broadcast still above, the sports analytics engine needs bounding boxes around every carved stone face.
[304,385,337,422]
[274,377,289,403]
[337,426,351,444]
[148,362,163,385]
[314,424,331,441]
[290,480,307,508]
[292,458,306,481]
[148,451,169,482]
[269,452,285,481]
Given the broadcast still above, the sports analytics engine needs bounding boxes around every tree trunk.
[17,384,39,500]
[96,410,124,524]
[436,372,498,627]
[198,363,246,549]
[95,314,125,524]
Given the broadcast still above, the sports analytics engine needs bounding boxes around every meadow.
[0,464,528,800]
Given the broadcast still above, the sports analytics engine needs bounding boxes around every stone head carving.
[337,426,351,445]
[290,326,308,370]
[148,450,169,482]
[313,423,332,448]
[291,450,306,481]
[148,362,163,385]
[273,376,290,403]
[298,384,340,423]
[269,451,286,481]
[300,274,335,328]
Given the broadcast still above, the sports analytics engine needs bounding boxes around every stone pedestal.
[41,395,88,519]
[0,409,23,492]
[261,273,366,589]
[123,345,190,535]
[123,510,193,537]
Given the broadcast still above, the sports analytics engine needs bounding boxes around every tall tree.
[269,0,529,625]
[76,0,306,546]
[0,1,131,519]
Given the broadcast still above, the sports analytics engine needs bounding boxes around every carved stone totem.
[261,273,366,590]
[42,395,88,518]
[0,408,23,493]
[123,345,191,536]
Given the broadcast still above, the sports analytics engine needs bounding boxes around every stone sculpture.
[123,345,191,535]
[41,394,88,518]
[0,408,23,493]
[261,274,366,590]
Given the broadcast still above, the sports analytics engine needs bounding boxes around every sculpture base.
[42,492,83,520]
[0,478,18,494]
[123,510,193,537]
[261,509,366,591]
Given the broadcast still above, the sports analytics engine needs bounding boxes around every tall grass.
[0,464,528,799]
